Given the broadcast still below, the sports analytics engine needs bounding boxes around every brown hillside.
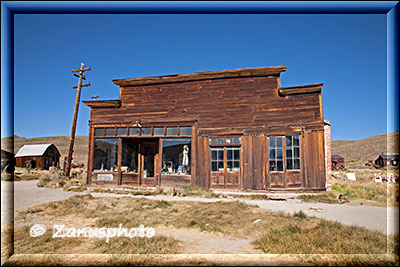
[1,135,89,165]
[331,131,399,168]
[2,131,398,169]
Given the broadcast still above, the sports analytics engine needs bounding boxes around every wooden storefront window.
[105,127,115,136]
[153,127,165,136]
[269,137,283,172]
[166,127,178,136]
[285,135,301,170]
[94,128,104,136]
[117,127,127,136]
[179,126,192,136]
[129,127,140,136]
[211,147,224,172]
[141,127,152,136]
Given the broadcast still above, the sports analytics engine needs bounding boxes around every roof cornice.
[113,66,287,87]
[83,100,121,108]
[278,83,323,96]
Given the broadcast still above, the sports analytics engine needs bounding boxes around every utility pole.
[64,62,91,177]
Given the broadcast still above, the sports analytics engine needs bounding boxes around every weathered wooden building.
[374,154,399,168]
[15,144,61,169]
[84,66,331,191]
[331,154,345,170]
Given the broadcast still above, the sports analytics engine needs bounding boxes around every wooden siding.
[86,71,326,191]
[90,77,322,129]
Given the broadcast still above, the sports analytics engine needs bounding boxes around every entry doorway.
[120,138,159,186]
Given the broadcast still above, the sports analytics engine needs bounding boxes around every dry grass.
[12,194,396,257]
[298,171,399,207]
[36,169,87,192]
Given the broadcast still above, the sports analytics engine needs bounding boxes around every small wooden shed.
[15,144,60,170]
[374,154,399,168]
[331,154,345,170]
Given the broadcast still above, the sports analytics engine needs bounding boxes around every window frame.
[268,135,301,173]
[285,135,301,171]
[210,136,241,174]
[269,136,284,173]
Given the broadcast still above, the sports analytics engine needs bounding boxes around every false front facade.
[84,66,331,191]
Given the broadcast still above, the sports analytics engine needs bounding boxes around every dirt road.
[2,180,398,236]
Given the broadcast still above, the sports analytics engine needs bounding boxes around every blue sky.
[6,13,393,140]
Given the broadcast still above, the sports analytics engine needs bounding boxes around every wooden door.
[267,136,285,189]
[139,139,159,186]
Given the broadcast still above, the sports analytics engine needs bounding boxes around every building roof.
[379,154,399,159]
[15,144,59,157]
[112,66,287,86]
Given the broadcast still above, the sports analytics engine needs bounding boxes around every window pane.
[117,127,127,136]
[286,136,292,146]
[212,162,218,172]
[162,138,191,175]
[218,161,224,172]
[286,159,293,170]
[294,148,300,158]
[121,139,139,173]
[234,149,240,160]
[212,150,217,160]
[105,128,115,136]
[94,128,104,136]
[269,149,276,159]
[180,127,192,136]
[277,149,283,160]
[218,150,224,160]
[269,160,276,171]
[269,137,276,148]
[227,149,233,160]
[166,127,178,136]
[210,138,224,145]
[276,137,282,148]
[286,149,293,158]
[226,137,240,145]
[141,127,151,136]
[294,159,300,169]
[154,127,164,136]
[129,127,140,136]
[277,160,283,171]
[227,161,233,171]
[233,161,240,168]
[293,135,300,146]
[93,138,118,171]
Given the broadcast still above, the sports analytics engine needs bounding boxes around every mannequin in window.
[182,145,189,174]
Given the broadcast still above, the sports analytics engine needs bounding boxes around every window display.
[93,138,118,171]
[162,138,191,175]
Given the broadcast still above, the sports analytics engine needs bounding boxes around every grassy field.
[2,193,398,265]
[11,195,398,254]
[298,170,399,207]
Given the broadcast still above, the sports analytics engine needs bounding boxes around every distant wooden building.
[84,66,331,191]
[331,154,345,170]
[374,154,399,168]
[15,144,60,170]
[1,149,14,173]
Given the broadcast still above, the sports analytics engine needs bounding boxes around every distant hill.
[331,131,399,168]
[2,131,399,168]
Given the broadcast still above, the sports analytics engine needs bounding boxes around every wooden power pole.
[65,62,91,177]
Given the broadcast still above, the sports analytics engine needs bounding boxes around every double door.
[120,139,159,186]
